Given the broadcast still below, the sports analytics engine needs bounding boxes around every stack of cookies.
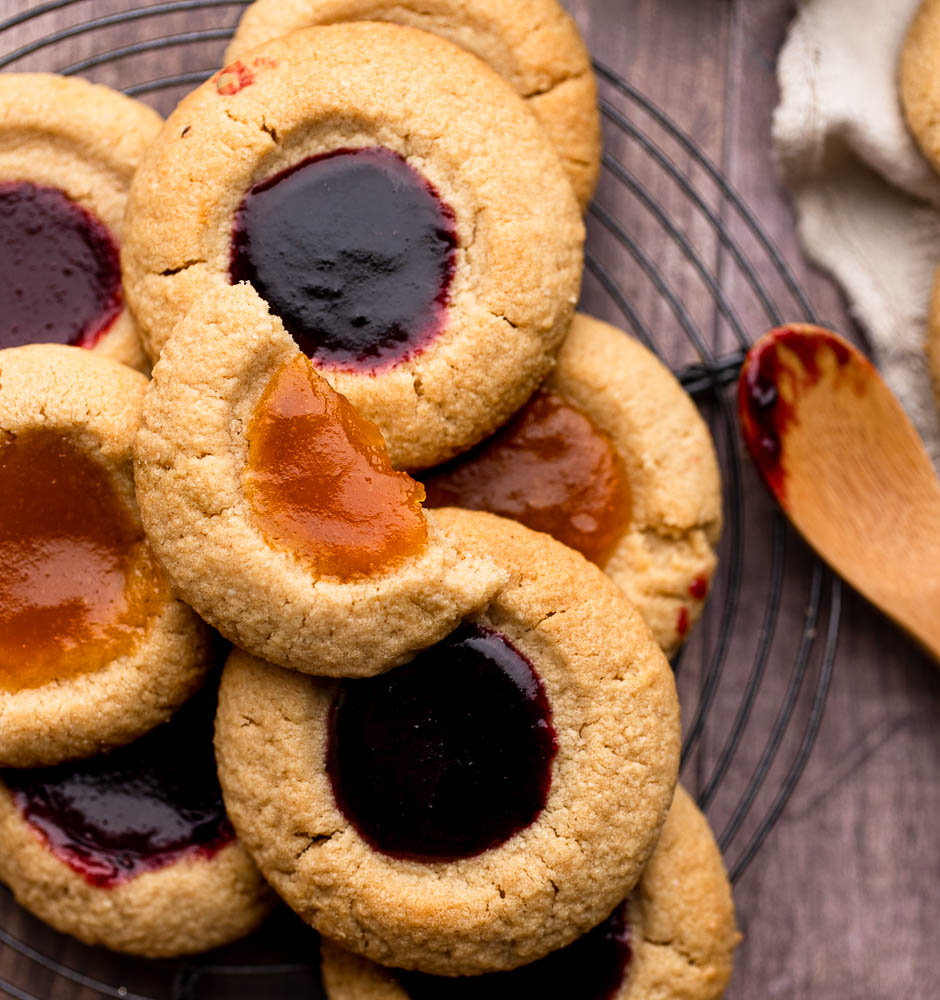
[0,2,738,996]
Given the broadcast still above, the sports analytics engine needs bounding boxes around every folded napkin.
[773,0,940,470]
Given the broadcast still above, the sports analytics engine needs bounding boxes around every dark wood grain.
[0,1,937,997]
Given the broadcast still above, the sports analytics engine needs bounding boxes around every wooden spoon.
[738,323,940,663]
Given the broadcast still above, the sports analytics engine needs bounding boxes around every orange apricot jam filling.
[245,354,428,578]
[422,391,631,567]
[0,429,164,694]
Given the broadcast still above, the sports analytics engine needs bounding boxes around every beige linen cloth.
[773,0,940,469]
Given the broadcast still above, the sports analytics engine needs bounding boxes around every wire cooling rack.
[0,2,840,997]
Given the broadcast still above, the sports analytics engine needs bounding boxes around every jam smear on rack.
[327,623,557,862]
[245,353,428,578]
[3,683,234,888]
[0,428,163,693]
[0,181,122,350]
[397,900,632,1000]
[230,146,457,372]
[422,391,631,566]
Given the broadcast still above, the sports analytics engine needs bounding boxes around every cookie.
[320,786,738,999]
[224,0,601,209]
[0,74,162,370]
[0,681,273,957]
[901,1,940,176]
[121,21,584,469]
[0,344,212,767]
[134,282,504,679]
[423,313,723,655]
[215,508,680,976]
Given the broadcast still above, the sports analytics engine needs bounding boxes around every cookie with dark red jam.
[226,0,602,210]
[215,508,680,976]
[0,681,272,957]
[121,21,584,469]
[0,344,212,768]
[134,282,504,679]
[0,74,162,369]
[425,313,723,656]
[318,787,738,1000]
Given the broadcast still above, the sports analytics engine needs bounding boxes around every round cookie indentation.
[0,74,163,369]
[0,181,122,351]
[0,427,162,694]
[327,623,556,861]
[422,390,632,566]
[245,352,428,578]
[2,679,233,888]
[231,147,457,371]
[0,344,213,767]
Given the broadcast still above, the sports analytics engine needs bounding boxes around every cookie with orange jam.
[0,680,272,956]
[0,74,162,370]
[224,0,601,210]
[0,345,212,767]
[134,282,504,679]
[214,508,679,975]
[121,21,584,469]
[422,314,723,654]
[318,786,738,999]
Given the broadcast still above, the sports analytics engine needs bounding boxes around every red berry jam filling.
[230,147,457,372]
[396,901,631,1000]
[326,624,557,862]
[3,684,234,888]
[0,181,122,350]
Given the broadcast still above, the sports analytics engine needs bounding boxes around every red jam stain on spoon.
[738,325,854,502]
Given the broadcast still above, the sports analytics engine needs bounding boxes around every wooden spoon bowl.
[738,323,940,663]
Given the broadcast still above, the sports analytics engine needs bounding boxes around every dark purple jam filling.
[397,901,632,1000]
[229,146,457,372]
[326,623,557,862]
[0,181,122,351]
[2,683,234,888]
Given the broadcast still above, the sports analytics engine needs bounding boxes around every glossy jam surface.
[4,683,234,887]
[0,181,122,350]
[422,392,631,566]
[246,354,427,578]
[230,147,457,372]
[0,429,163,693]
[397,901,631,1000]
[327,624,557,862]
[738,326,852,501]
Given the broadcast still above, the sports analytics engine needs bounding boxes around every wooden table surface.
[0,1,937,998]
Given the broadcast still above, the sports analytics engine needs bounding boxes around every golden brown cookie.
[0,344,212,767]
[319,786,738,999]
[121,21,584,469]
[0,683,273,957]
[0,74,162,369]
[224,0,601,209]
[215,508,680,976]
[423,313,723,655]
[134,282,504,679]
[901,1,940,176]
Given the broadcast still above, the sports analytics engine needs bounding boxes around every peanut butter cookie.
[215,508,680,976]
[423,314,723,655]
[134,282,504,679]
[0,74,161,369]
[122,22,584,469]
[0,344,212,767]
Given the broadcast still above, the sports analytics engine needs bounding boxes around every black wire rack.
[0,2,841,997]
